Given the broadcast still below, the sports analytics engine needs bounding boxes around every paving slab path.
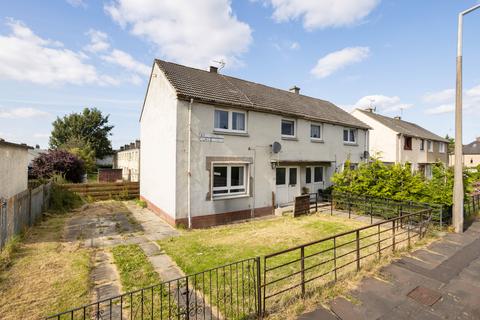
[299,220,480,320]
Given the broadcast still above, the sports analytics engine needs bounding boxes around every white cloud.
[424,84,480,115]
[0,19,116,85]
[290,42,300,50]
[422,88,455,104]
[0,107,50,119]
[104,0,252,68]
[347,94,413,113]
[66,0,87,8]
[267,0,380,30]
[84,29,110,53]
[311,47,370,79]
[101,49,150,76]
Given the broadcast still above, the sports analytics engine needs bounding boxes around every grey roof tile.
[463,139,480,154]
[356,109,448,142]
[155,59,370,129]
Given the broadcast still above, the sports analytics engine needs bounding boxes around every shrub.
[332,158,472,207]
[49,184,83,213]
[31,149,85,183]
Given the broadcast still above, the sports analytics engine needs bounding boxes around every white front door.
[305,166,325,194]
[275,167,300,206]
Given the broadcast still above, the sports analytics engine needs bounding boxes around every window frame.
[404,136,412,150]
[305,166,325,183]
[213,109,247,134]
[310,123,323,141]
[343,128,357,144]
[420,139,425,151]
[439,142,446,153]
[427,140,433,152]
[211,163,249,199]
[281,118,296,138]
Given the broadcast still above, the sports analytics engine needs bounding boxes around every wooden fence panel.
[61,182,139,200]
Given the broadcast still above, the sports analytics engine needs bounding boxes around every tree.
[445,134,455,154]
[49,108,113,158]
[31,149,85,183]
[59,137,96,173]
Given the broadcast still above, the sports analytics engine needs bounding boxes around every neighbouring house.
[140,60,370,228]
[0,139,31,199]
[351,108,449,178]
[113,140,140,182]
[449,137,480,169]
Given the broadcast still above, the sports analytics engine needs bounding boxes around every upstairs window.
[281,119,295,137]
[427,140,433,152]
[439,142,446,153]
[404,136,412,150]
[310,124,322,140]
[214,109,247,133]
[420,139,425,151]
[343,128,356,144]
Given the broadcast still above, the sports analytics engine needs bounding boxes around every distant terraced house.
[140,60,370,228]
[352,108,449,178]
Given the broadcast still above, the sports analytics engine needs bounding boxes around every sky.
[1,0,480,150]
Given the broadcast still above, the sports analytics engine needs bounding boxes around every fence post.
[185,277,190,320]
[348,196,351,219]
[330,195,333,215]
[333,237,337,281]
[419,211,424,239]
[440,206,443,228]
[28,189,32,227]
[407,215,411,248]
[392,220,396,252]
[356,230,360,271]
[255,257,262,319]
[300,247,305,297]
[370,201,373,224]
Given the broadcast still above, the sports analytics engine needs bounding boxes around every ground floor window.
[212,164,247,198]
[306,166,324,183]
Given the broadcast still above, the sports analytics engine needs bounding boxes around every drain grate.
[407,286,442,306]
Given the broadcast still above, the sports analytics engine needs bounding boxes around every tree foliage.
[332,159,471,207]
[31,149,85,183]
[49,108,113,158]
[59,137,96,173]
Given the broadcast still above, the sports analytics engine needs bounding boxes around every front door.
[305,166,325,194]
[275,167,300,206]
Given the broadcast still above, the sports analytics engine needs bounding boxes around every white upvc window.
[439,142,446,153]
[281,119,296,137]
[214,109,247,133]
[305,166,324,183]
[212,164,248,198]
[310,123,323,140]
[427,140,433,152]
[343,128,356,144]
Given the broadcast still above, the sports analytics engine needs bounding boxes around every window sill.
[282,136,298,141]
[212,194,250,201]
[310,138,324,143]
[213,130,249,137]
[343,142,358,146]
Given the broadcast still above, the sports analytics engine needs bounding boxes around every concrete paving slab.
[330,297,365,320]
[297,307,339,320]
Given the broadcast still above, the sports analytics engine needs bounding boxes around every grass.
[0,213,92,320]
[111,244,160,291]
[156,213,368,319]
[158,213,367,274]
[158,212,436,319]
[111,244,177,319]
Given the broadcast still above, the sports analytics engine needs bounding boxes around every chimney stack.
[209,66,218,73]
[289,86,300,94]
[365,107,374,113]
[135,140,141,148]
[394,116,401,120]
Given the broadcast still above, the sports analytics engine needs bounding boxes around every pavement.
[298,220,480,320]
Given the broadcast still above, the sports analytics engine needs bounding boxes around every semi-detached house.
[351,108,449,177]
[140,60,370,228]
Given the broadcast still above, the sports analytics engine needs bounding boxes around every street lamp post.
[453,4,480,233]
